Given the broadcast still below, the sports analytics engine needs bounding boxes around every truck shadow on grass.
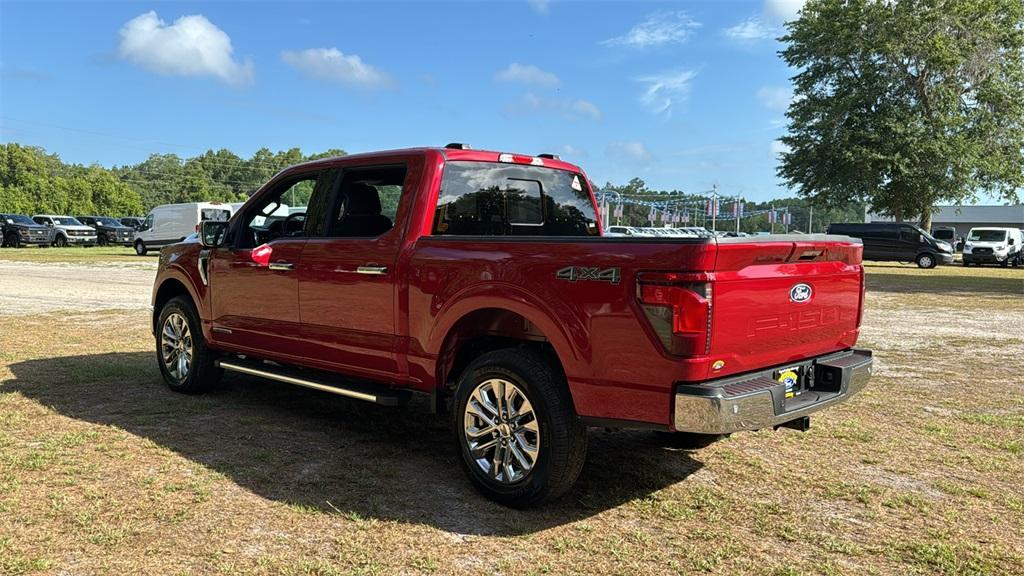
[4,352,702,535]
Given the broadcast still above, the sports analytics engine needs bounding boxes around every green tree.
[778,0,1024,229]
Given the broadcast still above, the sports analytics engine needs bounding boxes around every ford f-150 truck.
[151,145,873,507]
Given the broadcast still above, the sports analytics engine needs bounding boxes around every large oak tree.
[777,0,1024,228]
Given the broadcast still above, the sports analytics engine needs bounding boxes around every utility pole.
[735,195,741,235]
[711,184,718,232]
[770,202,775,234]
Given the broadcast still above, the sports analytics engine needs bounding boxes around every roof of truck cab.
[286,147,584,174]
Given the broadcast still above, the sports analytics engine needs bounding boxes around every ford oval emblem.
[790,283,812,303]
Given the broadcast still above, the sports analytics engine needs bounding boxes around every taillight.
[857,267,866,327]
[498,153,544,166]
[637,272,712,356]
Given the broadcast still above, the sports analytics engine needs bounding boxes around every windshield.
[96,217,122,227]
[969,229,1006,242]
[4,214,35,225]
[52,217,83,226]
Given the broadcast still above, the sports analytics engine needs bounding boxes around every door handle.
[269,261,294,271]
[356,265,388,275]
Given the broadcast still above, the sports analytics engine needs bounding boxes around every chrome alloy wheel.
[160,312,194,382]
[463,378,540,484]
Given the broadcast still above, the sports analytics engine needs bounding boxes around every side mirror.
[1010,238,1016,245]
[919,234,925,243]
[199,220,228,248]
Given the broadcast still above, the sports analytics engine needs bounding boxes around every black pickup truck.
[77,216,136,247]
[1,213,54,247]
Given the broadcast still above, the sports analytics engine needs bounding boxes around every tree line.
[0,143,346,217]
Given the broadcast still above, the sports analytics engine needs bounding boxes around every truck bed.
[405,234,864,427]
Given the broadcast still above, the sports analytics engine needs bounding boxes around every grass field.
[0,246,154,265]
[0,259,1022,575]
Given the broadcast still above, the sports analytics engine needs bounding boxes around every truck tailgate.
[706,238,864,379]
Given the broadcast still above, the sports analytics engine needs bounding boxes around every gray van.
[826,222,955,268]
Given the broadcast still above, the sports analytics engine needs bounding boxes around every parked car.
[826,222,954,268]
[930,226,957,251]
[1,213,54,247]
[76,216,136,247]
[962,227,1023,267]
[151,145,872,507]
[120,217,146,231]
[604,225,640,236]
[31,215,97,247]
[134,202,234,255]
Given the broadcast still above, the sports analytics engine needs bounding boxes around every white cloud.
[528,0,551,15]
[765,0,806,23]
[557,144,585,158]
[636,69,698,117]
[117,11,253,86]
[771,140,792,157]
[602,11,702,48]
[281,48,393,89]
[757,86,792,111]
[494,63,560,87]
[607,141,652,163]
[725,17,780,42]
[510,93,601,120]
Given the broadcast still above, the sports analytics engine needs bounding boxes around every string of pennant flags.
[599,192,793,225]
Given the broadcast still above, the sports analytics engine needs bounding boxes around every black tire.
[652,431,725,449]
[156,296,222,394]
[962,260,970,267]
[452,348,586,508]
[54,235,67,247]
[97,234,108,247]
[3,232,19,248]
[916,253,937,269]
[134,240,147,256]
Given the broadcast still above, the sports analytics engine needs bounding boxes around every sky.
[0,0,809,201]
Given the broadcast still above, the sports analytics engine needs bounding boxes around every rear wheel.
[134,240,147,256]
[916,253,936,268]
[453,348,586,508]
[156,296,221,393]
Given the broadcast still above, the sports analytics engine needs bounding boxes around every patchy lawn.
[0,260,1021,575]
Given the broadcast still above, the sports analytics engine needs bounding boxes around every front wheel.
[97,235,108,247]
[916,253,936,268]
[134,240,147,256]
[156,296,222,393]
[54,235,67,248]
[3,232,19,248]
[453,349,586,508]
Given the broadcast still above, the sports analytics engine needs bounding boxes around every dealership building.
[867,204,1024,238]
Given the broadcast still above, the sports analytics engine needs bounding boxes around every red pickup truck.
[151,145,873,507]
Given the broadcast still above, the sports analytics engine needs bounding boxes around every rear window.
[201,208,231,222]
[433,161,599,236]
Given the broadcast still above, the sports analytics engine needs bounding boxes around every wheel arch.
[430,303,576,414]
[152,275,200,335]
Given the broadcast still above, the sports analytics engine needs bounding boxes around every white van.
[134,202,234,255]
[962,227,1023,267]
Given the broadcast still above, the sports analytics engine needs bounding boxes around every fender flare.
[426,282,584,372]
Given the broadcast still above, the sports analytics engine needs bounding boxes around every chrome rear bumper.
[673,349,873,434]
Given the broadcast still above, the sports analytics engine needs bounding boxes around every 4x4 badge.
[556,266,621,284]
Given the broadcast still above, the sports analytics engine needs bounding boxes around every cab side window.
[899,227,918,242]
[326,165,408,237]
[236,169,339,248]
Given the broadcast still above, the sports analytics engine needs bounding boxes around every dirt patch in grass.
[0,265,1022,574]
